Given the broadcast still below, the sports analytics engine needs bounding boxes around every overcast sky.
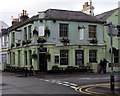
[0,0,119,26]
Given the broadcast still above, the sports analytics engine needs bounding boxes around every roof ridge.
[96,7,118,16]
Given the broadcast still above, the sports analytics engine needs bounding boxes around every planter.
[89,38,98,44]
[26,40,31,44]
[60,37,70,44]
[37,37,46,43]
[22,40,31,45]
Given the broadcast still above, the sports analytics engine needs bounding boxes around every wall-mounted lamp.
[78,26,85,30]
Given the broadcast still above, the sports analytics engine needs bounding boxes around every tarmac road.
[1,72,120,95]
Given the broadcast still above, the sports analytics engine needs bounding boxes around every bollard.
[110,75,115,94]
[24,67,28,77]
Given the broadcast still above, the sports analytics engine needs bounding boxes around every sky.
[0,0,120,26]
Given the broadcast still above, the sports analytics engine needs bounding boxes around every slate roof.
[8,9,105,31]
[95,8,118,20]
[44,9,105,23]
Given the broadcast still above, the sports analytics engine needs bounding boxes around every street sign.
[108,26,118,36]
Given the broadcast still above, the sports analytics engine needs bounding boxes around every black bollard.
[24,67,28,77]
[110,75,115,94]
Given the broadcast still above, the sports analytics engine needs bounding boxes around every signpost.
[107,22,118,94]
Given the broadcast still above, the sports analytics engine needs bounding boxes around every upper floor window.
[12,32,15,43]
[60,50,69,65]
[28,25,32,39]
[117,25,120,37]
[59,23,69,37]
[24,27,27,40]
[4,36,7,47]
[89,25,97,38]
[89,50,97,63]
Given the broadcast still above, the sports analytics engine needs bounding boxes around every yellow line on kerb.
[76,83,110,94]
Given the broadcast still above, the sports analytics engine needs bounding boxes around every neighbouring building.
[0,21,9,70]
[7,9,105,73]
[96,7,120,72]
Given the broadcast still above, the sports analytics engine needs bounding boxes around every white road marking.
[45,80,50,82]
[70,86,77,89]
[69,83,77,86]
[62,83,71,87]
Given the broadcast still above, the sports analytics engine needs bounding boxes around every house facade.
[7,9,105,73]
[96,8,120,72]
[0,21,9,70]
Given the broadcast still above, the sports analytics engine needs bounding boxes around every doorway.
[39,53,47,72]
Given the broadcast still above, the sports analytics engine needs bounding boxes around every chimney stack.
[11,18,19,26]
[11,10,29,26]
[20,10,29,22]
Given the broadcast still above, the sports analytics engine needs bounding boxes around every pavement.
[1,71,120,96]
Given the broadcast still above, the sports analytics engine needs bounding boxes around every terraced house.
[7,9,105,73]
[96,7,120,72]
[0,21,9,70]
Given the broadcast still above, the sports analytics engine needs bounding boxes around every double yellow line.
[75,83,110,94]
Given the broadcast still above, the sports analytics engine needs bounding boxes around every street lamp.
[106,22,118,94]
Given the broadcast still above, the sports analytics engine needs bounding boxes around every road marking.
[39,79,79,90]
[62,83,70,87]
[69,83,77,86]
[78,83,110,94]
[45,80,50,82]
[63,81,69,84]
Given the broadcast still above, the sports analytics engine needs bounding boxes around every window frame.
[24,27,27,40]
[60,50,69,65]
[59,23,69,37]
[89,50,97,63]
[89,25,97,38]
[28,25,32,39]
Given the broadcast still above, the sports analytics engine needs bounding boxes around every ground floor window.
[89,50,97,63]
[2,54,7,63]
[29,50,32,65]
[18,50,20,67]
[13,52,15,65]
[60,50,69,65]
[114,50,119,63]
[24,51,27,65]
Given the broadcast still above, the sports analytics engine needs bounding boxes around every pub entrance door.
[39,47,47,72]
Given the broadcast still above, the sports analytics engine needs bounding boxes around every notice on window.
[39,26,45,36]
[79,29,84,40]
